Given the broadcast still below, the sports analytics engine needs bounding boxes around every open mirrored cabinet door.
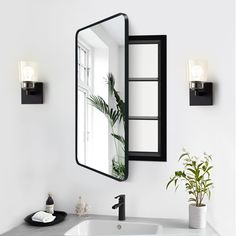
[75,13,128,181]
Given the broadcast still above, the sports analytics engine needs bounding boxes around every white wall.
[0,0,235,235]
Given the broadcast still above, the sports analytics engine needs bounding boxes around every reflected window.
[78,42,92,164]
[78,43,90,85]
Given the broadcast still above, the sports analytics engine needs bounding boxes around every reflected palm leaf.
[107,73,125,122]
[88,95,120,127]
[111,133,125,150]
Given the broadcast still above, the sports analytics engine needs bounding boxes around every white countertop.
[2,214,220,236]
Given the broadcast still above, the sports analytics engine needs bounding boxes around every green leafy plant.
[112,159,125,179]
[88,95,120,127]
[166,150,213,207]
[107,73,125,123]
[88,74,125,179]
[87,73,125,150]
[111,133,125,147]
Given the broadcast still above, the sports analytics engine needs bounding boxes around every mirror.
[75,13,128,181]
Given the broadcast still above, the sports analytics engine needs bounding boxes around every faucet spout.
[112,202,124,209]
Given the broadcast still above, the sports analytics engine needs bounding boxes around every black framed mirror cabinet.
[75,13,129,181]
[75,13,167,182]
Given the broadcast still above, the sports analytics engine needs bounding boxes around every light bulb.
[22,66,35,81]
[188,60,207,82]
[19,61,38,82]
[191,65,204,80]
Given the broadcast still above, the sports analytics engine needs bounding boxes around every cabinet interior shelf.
[129,116,158,120]
[129,77,158,82]
[128,151,166,161]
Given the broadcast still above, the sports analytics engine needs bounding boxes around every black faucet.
[112,194,125,221]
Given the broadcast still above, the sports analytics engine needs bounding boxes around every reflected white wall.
[91,47,109,172]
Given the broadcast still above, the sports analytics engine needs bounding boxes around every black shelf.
[129,116,158,120]
[129,77,158,82]
[128,152,166,161]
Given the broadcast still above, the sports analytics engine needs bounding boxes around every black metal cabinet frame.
[128,35,167,162]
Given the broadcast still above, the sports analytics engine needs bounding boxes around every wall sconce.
[188,59,213,106]
[19,61,43,104]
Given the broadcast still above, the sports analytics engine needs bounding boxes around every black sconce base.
[21,82,43,104]
[189,82,213,106]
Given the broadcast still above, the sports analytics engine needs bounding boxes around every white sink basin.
[64,219,161,236]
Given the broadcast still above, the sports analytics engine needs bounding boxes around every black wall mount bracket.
[189,82,213,106]
[21,82,43,104]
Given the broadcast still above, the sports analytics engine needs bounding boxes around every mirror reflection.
[76,14,128,181]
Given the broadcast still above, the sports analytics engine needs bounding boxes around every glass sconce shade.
[19,61,38,83]
[188,60,208,82]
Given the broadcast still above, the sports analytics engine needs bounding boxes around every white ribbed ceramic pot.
[189,204,207,229]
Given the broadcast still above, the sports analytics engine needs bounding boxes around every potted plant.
[166,150,213,229]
